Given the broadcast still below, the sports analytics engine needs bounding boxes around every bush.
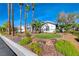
[56,29,60,33]
[16,33,21,37]
[18,37,32,45]
[28,43,42,55]
[70,30,79,37]
[26,31,31,37]
[55,40,79,56]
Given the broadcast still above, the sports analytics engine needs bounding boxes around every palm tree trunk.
[24,10,27,34]
[11,3,14,36]
[8,3,11,35]
[20,6,22,33]
[32,3,35,33]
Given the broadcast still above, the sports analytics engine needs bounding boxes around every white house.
[17,26,25,32]
[41,21,56,33]
[17,25,32,33]
[17,21,56,33]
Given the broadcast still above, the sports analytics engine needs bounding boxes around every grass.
[70,30,79,36]
[70,30,79,40]
[18,37,32,45]
[55,40,79,56]
[34,33,61,39]
[28,43,42,55]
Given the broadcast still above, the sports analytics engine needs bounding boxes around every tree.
[32,3,35,33]
[1,22,8,32]
[73,23,79,31]
[31,20,44,33]
[8,3,11,35]
[11,3,14,36]
[58,13,77,25]
[19,3,23,33]
[66,13,76,24]
[58,12,66,25]
[57,12,79,32]
[24,4,30,34]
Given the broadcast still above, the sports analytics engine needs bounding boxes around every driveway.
[0,38,16,56]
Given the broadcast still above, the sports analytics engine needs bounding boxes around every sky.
[0,3,79,26]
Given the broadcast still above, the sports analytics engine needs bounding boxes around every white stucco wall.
[18,26,32,32]
[41,23,56,33]
[18,26,25,32]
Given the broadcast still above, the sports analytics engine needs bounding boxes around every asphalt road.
[0,38,17,56]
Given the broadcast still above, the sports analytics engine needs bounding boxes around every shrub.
[16,33,21,37]
[28,43,42,55]
[26,31,31,37]
[70,30,79,37]
[56,29,60,33]
[55,40,79,56]
[18,37,32,45]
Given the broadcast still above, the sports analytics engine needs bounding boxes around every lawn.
[34,33,61,39]
[55,40,79,56]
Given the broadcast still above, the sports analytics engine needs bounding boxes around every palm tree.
[32,3,35,33]
[24,4,30,34]
[31,20,44,33]
[8,3,11,35]
[11,3,14,36]
[19,3,23,33]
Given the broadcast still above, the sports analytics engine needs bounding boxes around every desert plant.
[55,40,79,56]
[31,20,44,33]
[16,33,21,37]
[25,31,31,37]
[28,43,42,55]
[18,37,32,45]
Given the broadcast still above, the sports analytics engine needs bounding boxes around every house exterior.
[41,22,56,33]
[17,26,25,32]
[17,25,32,33]
[16,21,56,33]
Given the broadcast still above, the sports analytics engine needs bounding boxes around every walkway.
[41,45,63,56]
[0,38,16,56]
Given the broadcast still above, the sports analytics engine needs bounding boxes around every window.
[46,25,49,31]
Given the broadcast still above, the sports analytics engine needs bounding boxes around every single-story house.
[17,25,32,33]
[41,21,56,33]
[16,21,56,33]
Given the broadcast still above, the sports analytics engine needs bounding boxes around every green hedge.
[55,40,79,56]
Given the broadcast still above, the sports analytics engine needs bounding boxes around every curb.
[0,34,37,56]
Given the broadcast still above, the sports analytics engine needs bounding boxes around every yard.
[1,3,79,56]
[34,33,61,39]
[55,40,79,56]
[1,31,79,56]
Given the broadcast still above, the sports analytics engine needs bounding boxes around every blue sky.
[0,3,79,26]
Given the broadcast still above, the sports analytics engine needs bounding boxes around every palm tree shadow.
[75,38,79,42]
